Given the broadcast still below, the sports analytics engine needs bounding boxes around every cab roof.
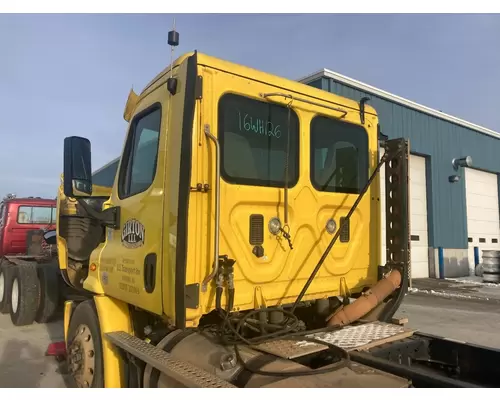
[2,197,56,205]
[141,51,378,117]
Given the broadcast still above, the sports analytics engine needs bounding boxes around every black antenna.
[167,17,180,96]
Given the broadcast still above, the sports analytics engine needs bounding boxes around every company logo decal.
[121,219,145,248]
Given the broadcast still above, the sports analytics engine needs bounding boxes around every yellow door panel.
[85,85,171,316]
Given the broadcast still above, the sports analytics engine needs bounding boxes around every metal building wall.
[308,77,500,253]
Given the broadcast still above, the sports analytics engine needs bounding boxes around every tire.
[9,262,40,326]
[0,262,13,314]
[481,257,500,274]
[482,263,500,274]
[66,300,104,388]
[35,263,61,323]
[482,250,500,258]
[483,273,500,284]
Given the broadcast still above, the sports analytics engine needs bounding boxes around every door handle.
[144,253,157,293]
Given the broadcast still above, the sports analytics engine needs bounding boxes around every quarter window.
[93,158,119,188]
[218,93,299,188]
[310,116,369,194]
[119,106,161,198]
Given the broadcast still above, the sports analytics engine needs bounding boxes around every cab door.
[96,86,169,316]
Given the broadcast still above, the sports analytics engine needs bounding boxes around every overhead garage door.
[465,168,500,271]
[380,149,429,279]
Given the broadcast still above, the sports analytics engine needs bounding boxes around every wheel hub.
[68,324,96,388]
[11,278,19,314]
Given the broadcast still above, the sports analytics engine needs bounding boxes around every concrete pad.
[0,313,71,388]
[396,293,500,349]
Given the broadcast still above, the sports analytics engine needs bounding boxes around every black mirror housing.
[43,229,57,245]
[63,136,93,198]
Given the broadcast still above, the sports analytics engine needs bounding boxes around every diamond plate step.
[299,322,415,351]
[252,322,414,360]
[252,340,329,359]
[105,331,235,388]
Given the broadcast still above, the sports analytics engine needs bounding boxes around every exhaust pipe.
[327,269,402,327]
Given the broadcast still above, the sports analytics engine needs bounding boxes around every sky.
[1,13,500,199]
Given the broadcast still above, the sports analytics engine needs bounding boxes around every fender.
[93,295,134,388]
[63,300,75,343]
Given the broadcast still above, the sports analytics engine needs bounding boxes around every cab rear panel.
[185,56,382,323]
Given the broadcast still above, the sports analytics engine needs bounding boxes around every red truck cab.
[0,195,56,257]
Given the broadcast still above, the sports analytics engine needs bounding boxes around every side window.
[18,206,31,223]
[310,116,369,194]
[17,206,54,224]
[32,207,52,223]
[119,106,162,199]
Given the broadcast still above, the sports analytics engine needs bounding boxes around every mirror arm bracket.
[77,199,121,230]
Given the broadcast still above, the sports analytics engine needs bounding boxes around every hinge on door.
[190,183,210,193]
[195,76,203,100]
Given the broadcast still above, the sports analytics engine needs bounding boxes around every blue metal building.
[300,69,500,280]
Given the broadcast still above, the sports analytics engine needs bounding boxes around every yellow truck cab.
[56,41,500,389]
[60,50,389,312]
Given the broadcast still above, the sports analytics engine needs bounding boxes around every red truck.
[0,194,56,257]
[0,194,60,326]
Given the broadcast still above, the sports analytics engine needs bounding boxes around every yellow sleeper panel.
[183,55,381,325]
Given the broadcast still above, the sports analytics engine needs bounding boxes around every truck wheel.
[66,300,104,388]
[9,263,40,326]
[35,263,60,323]
[0,263,13,314]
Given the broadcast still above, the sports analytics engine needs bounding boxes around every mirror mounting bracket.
[77,199,121,230]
